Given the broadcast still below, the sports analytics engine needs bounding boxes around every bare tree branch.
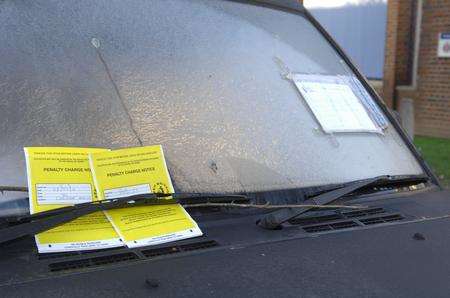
[0,186,28,192]
[0,187,366,210]
[183,202,366,209]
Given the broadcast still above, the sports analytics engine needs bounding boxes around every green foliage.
[414,136,450,188]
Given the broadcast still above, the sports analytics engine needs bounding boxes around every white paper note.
[104,184,151,200]
[36,183,92,205]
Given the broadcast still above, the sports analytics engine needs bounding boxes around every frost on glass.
[0,0,422,206]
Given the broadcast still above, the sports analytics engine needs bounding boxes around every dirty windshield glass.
[0,0,423,210]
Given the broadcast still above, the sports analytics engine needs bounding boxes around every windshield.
[0,0,423,200]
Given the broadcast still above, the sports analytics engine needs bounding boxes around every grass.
[414,136,450,188]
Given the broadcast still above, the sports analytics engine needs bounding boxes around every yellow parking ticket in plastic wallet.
[89,145,202,248]
[24,147,123,253]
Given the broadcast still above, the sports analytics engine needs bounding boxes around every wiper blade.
[0,193,248,245]
[257,174,429,230]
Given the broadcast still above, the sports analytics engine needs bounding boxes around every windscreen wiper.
[0,192,248,245]
[257,174,429,230]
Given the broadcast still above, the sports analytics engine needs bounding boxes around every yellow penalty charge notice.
[24,147,123,253]
[89,145,202,248]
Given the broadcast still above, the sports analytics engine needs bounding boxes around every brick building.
[383,0,450,138]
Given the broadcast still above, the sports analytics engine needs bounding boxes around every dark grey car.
[0,1,448,297]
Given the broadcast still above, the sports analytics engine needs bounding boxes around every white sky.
[303,0,386,9]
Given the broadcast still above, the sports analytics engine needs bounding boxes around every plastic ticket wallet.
[24,147,123,253]
[292,74,384,134]
[89,145,202,248]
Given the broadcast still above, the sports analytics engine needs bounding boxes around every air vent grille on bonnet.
[47,240,219,273]
[289,207,405,233]
[141,240,218,258]
[49,252,138,272]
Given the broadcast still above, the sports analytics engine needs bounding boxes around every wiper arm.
[257,174,429,230]
[0,192,248,245]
